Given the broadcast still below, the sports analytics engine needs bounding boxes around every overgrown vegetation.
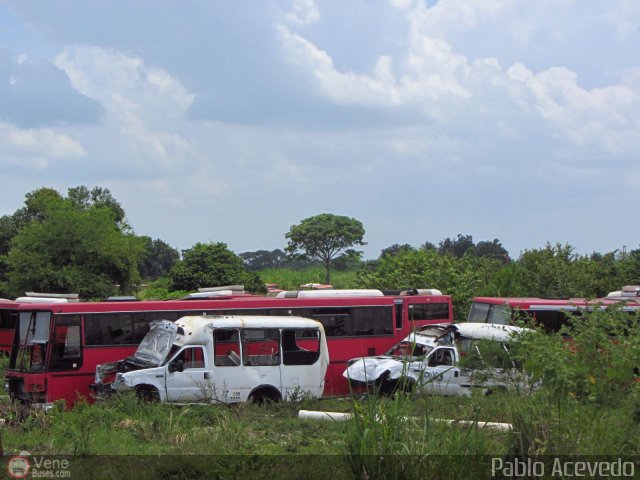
[2,308,638,478]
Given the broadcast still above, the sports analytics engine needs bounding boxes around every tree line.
[0,187,638,315]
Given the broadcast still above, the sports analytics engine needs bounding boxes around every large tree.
[138,237,180,281]
[474,239,510,261]
[239,249,289,271]
[285,213,366,284]
[169,242,265,293]
[4,188,143,298]
[438,234,475,258]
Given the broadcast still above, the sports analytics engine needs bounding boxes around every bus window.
[50,315,82,371]
[467,303,490,322]
[214,329,241,366]
[282,329,320,365]
[0,310,17,329]
[85,313,134,345]
[532,310,572,333]
[311,309,349,337]
[487,305,509,325]
[308,307,392,337]
[242,329,280,366]
[409,303,450,321]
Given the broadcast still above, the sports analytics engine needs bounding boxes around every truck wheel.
[393,377,416,396]
[136,386,160,403]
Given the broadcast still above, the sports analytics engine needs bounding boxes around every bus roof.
[472,296,639,308]
[177,314,323,330]
[174,315,324,346]
[13,290,452,314]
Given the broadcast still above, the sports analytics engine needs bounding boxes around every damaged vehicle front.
[344,325,458,395]
[91,320,178,397]
[343,323,531,396]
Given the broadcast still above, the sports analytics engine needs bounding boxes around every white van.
[94,315,329,403]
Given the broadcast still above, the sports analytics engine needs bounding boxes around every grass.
[2,308,639,479]
[257,267,360,291]
[2,382,639,479]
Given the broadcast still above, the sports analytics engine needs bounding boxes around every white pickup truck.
[343,323,531,396]
[93,315,329,403]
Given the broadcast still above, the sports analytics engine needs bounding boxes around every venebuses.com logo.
[7,452,71,479]
[7,455,30,479]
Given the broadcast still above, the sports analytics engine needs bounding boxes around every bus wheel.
[136,386,160,403]
[249,387,281,404]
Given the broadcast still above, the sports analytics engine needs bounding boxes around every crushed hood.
[131,320,179,367]
[95,320,178,385]
[343,356,410,383]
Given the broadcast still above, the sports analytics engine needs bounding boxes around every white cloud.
[277,1,640,161]
[53,46,196,172]
[284,0,320,25]
[0,122,86,170]
[1,0,639,257]
[54,46,194,118]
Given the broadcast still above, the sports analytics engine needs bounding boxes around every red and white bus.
[0,299,18,354]
[467,287,640,333]
[6,288,452,406]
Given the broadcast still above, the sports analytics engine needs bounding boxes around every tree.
[474,239,510,261]
[379,244,415,259]
[239,249,289,271]
[138,237,180,281]
[357,248,504,320]
[67,186,126,226]
[169,242,265,293]
[438,234,475,258]
[285,214,366,284]
[4,191,143,298]
[421,241,437,252]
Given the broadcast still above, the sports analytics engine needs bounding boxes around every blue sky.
[0,0,639,259]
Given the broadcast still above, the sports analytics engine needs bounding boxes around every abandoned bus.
[6,288,452,406]
[94,315,329,403]
[0,299,18,354]
[1,293,80,355]
[467,287,640,333]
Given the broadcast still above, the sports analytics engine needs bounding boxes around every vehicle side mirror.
[169,359,184,373]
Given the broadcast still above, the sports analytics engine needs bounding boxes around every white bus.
[94,315,329,403]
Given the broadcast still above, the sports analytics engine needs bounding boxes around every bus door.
[281,328,323,398]
[13,311,51,373]
[212,328,244,402]
[165,346,209,402]
[241,328,282,395]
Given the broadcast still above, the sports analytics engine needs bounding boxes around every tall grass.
[343,306,640,478]
[258,267,360,290]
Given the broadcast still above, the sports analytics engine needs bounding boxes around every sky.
[0,0,639,260]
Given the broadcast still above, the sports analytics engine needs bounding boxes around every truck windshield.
[385,341,433,359]
[10,311,52,372]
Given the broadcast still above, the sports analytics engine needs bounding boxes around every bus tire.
[136,385,160,403]
[249,386,281,404]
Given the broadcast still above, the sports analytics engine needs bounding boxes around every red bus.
[0,299,18,354]
[6,288,452,407]
[467,287,640,333]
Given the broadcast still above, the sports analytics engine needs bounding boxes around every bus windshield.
[11,311,52,372]
[133,320,178,367]
[467,302,510,325]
